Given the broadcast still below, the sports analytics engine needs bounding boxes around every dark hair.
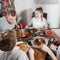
[35,7,43,12]
[1,11,7,17]
[10,10,16,17]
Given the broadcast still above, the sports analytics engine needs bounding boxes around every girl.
[26,7,48,29]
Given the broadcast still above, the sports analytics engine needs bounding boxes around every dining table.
[16,28,60,60]
[16,28,60,51]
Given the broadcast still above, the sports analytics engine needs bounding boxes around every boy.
[0,30,29,60]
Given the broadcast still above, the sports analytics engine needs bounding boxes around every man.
[0,10,17,32]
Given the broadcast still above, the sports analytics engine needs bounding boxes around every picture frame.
[34,0,58,4]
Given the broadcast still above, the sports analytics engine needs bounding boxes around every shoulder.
[0,17,6,20]
[17,49,29,60]
[0,17,6,23]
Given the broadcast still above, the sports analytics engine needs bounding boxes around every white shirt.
[0,46,29,60]
[32,17,48,28]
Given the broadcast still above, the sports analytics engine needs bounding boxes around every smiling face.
[6,10,16,24]
[7,14,16,24]
[35,10,43,18]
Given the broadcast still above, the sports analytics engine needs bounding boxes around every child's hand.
[25,25,29,28]
[38,44,51,53]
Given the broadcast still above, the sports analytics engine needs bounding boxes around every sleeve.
[18,51,29,60]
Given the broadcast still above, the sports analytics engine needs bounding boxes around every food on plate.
[33,28,38,32]
[15,29,33,39]
[33,39,41,46]
[17,43,28,51]
[33,38,46,46]
[45,30,52,36]
[18,31,32,38]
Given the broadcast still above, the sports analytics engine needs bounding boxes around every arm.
[39,44,57,60]
[25,20,33,28]
[47,49,57,60]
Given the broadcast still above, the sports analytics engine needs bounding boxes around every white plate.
[31,37,48,47]
[16,41,26,45]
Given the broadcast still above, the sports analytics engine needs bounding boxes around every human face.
[7,14,16,24]
[35,10,43,18]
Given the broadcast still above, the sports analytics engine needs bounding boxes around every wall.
[14,0,35,24]
[14,0,60,28]
[57,0,60,28]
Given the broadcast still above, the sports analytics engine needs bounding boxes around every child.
[26,7,48,29]
[0,30,29,60]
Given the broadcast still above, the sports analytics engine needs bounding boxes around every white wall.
[14,0,35,24]
[57,0,60,28]
[14,0,60,28]
[15,0,35,14]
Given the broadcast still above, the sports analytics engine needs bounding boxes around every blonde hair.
[35,7,43,20]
